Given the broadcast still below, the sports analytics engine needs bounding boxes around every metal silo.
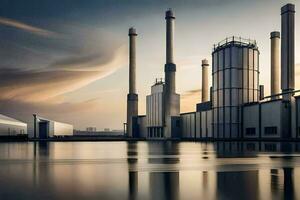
[212,37,260,139]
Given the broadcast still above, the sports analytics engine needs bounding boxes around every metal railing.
[213,36,257,51]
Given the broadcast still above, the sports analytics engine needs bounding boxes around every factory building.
[128,3,299,140]
[33,115,73,139]
[0,114,27,136]
[129,9,180,139]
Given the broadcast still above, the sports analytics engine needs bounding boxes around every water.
[0,141,299,200]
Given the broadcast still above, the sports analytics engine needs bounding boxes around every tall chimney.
[127,27,138,137]
[164,9,179,138]
[281,4,295,100]
[201,59,209,102]
[165,9,176,94]
[270,31,280,100]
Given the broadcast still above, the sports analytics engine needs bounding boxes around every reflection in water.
[217,171,259,200]
[0,141,299,199]
[150,172,179,200]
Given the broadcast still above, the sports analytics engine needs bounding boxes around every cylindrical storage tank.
[212,37,260,139]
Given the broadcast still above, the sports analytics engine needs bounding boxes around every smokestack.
[270,31,280,100]
[281,4,295,100]
[127,27,138,137]
[165,9,176,94]
[164,9,179,138]
[201,59,209,102]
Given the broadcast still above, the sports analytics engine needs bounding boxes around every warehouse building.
[33,115,73,139]
[0,114,27,136]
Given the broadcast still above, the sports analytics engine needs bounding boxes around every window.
[265,127,277,135]
[246,128,256,135]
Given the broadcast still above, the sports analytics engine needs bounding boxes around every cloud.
[0,16,59,38]
[0,45,126,102]
[0,97,101,125]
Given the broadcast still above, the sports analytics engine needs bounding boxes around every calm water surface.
[0,141,299,200]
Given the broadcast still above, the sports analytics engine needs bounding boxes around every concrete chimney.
[270,31,280,100]
[127,27,138,137]
[201,59,209,102]
[164,9,180,138]
[165,9,176,94]
[281,4,295,100]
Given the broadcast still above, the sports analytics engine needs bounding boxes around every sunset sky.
[0,0,299,131]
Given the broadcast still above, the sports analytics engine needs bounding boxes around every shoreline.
[0,135,300,142]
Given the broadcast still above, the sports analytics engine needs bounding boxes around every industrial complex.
[127,3,300,140]
[0,3,297,141]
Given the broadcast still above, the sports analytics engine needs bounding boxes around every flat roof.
[0,114,27,127]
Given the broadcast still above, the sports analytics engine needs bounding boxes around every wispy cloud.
[0,45,126,102]
[0,16,59,38]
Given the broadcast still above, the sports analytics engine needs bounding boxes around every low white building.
[33,115,73,138]
[0,114,27,136]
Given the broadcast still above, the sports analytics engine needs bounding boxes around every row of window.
[147,127,164,138]
[245,127,278,136]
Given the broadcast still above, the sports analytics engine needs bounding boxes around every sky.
[0,0,299,131]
